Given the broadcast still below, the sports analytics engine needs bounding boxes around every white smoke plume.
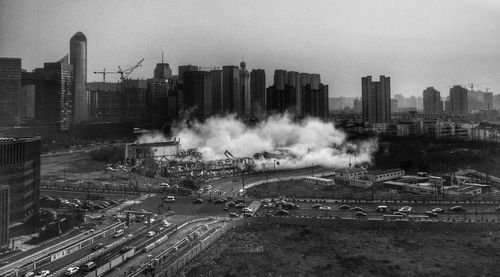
[137,114,377,170]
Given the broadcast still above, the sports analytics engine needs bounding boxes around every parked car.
[351,207,364,212]
[227,201,236,207]
[163,196,175,202]
[425,211,438,218]
[235,203,246,208]
[399,206,412,213]
[34,271,50,277]
[312,204,323,209]
[24,272,35,277]
[82,262,96,271]
[355,212,367,217]
[228,212,240,218]
[432,207,445,213]
[242,207,253,213]
[65,267,79,276]
[275,210,290,216]
[339,204,350,210]
[450,206,466,212]
[375,206,388,213]
[193,198,203,204]
[319,206,331,210]
[147,231,156,237]
[243,212,254,218]
[393,212,407,217]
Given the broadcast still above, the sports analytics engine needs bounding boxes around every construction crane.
[117,58,145,81]
[93,68,120,83]
[467,83,489,92]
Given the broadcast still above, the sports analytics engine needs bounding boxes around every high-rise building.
[449,85,468,116]
[0,57,22,126]
[176,65,199,113]
[0,185,9,249]
[484,92,493,110]
[361,75,391,123]
[70,32,88,123]
[87,82,122,122]
[391,99,398,113]
[239,61,251,114]
[32,61,74,130]
[0,137,40,231]
[353,98,362,114]
[301,83,329,119]
[210,70,223,114]
[423,87,443,114]
[147,62,175,127]
[250,69,266,117]
[267,70,296,115]
[274,69,287,91]
[494,94,500,109]
[183,71,212,120]
[121,79,148,125]
[287,71,301,116]
[222,66,240,114]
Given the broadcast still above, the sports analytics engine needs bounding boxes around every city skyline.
[1,0,500,97]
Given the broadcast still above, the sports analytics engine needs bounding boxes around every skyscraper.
[32,61,74,130]
[250,69,266,117]
[449,85,468,116]
[148,62,174,127]
[287,71,301,116]
[0,57,22,126]
[274,69,287,91]
[177,65,199,112]
[183,71,212,120]
[222,66,240,114]
[239,61,251,114]
[210,69,223,114]
[423,87,443,114]
[70,32,87,123]
[0,137,41,231]
[361,75,391,123]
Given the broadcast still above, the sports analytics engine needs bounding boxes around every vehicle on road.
[355,212,367,217]
[83,262,96,271]
[283,203,300,210]
[144,218,156,225]
[213,199,225,204]
[393,212,407,217]
[34,271,50,277]
[92,243,104,251]
[319,206,331,210]
[163,196,175,202]
[242,207,253,213]
[312,204,323,209]
[351,207,364,212]
[193,198,203,204]
[339,204,350,210]
[229,212,240,218]
[425,211,438,218]
[375,206,388,213]
[243,212,254,218]
[399,206,412,213]
[147,231,156,237]
[432,208,445,213]
[235,203,246,208]
[24,272,35,277]
[450,206,466,212]
[275,210,291,216]
[113,229,124,238]
[65,267,79,276]
[120,246,133,253]
[161,220,172,227]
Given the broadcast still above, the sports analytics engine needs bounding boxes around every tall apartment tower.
[210,69,223,114]
[361,75,391,123]
[222,66,240,114]
[287,71,301,116]
[250,69,266,117]
[239,61,251,114]
[70,32,87,123]
[183,71,212,120]
[0,58,22,126]
[423,87,443,114]
[449,85,468,116]
[148,62,174,127]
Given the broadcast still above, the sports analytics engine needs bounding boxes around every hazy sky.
[1,0,499,97]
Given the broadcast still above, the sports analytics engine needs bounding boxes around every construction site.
[125,138,256,181]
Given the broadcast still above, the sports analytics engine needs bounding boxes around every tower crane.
[117,58,145,80]
[93,68,120,83]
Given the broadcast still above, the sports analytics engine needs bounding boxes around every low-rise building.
[334,167,367,181]
[384,181,438,195]
[304,176,335,186]
[366,169,405,183]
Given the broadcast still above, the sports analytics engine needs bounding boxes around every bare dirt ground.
[179,222,500,277]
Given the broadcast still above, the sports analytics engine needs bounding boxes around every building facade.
[32,62,74,130]
[0,185,9,249]
[70,32,88,123]
[362,75,391,123]
[0,57,22,126]
[250,69,266,117]
[222,66,240,114]
[449,85,468,116]
[239,61,251,114]
[183,71,212,120]
[423,87,443,114]
[0,137,40,231]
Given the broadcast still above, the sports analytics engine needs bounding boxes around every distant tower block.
[70,32,88,123]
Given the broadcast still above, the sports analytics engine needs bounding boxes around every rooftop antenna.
[162,51,164,64]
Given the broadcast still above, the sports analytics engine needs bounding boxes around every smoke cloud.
[138,114,377,170]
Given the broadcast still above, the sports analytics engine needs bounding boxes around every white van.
[113,229,124,238]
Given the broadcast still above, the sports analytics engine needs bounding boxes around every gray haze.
[1,0,499,97]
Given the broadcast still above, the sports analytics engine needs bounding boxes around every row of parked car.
[311,204,468,218]
[24,261,97,277]
[40,196,121,211]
